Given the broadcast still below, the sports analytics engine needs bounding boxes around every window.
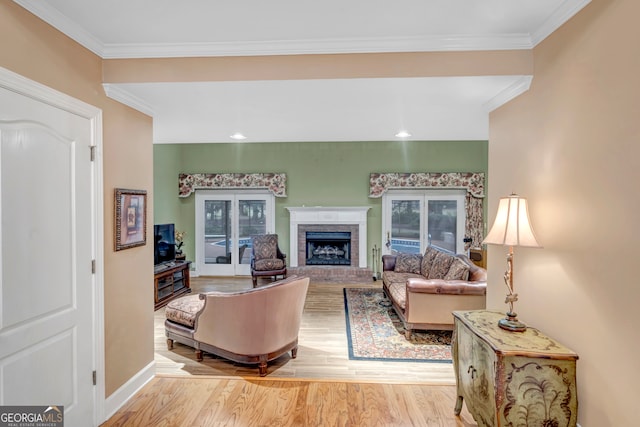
[195,191,274,276]
[382,190,466,255]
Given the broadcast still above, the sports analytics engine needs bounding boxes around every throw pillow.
[444,257,470,281]
[427,251,456,280]
[421,246,440,276]
[394,253,423,274]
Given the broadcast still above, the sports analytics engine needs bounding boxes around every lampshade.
[483,194,542,248]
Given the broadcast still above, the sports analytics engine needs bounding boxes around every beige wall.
[0,2,155,397]
[488,0,639,424]
[103,50,533,83]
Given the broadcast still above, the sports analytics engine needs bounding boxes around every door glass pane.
[427,200,457,253]
[238,200,266,265]
[204,200,232,264]
[390,200,421,254]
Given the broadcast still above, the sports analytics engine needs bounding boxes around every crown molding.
[483,76,533,112]
[100,34,533,59]
[531,0,592,46]
[14,0,104,57]
[102,84,155,117]
[15,0,591,58]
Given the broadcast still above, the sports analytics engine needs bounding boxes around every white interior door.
[195,191,273,276]
[0,69,100,425]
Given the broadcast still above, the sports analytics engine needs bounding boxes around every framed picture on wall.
[115,188,147,251]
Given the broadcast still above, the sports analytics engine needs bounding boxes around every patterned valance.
[178,173,287,198]
[369,172,484,198]
[369,172,485,249]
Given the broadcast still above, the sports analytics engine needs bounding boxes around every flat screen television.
[154,223,176,265]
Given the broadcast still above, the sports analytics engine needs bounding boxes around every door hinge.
[91,259,96,274]
[90,146,96,162]
[92,370,97,386]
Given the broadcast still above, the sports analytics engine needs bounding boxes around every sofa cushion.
[165,294,204,328]
[394,253,422,274]
[444,257,470,281]
[254,258,285,271]
[383,270,422,285]
[427,251,455,280]
[421,246,440,277]
[386,282,407,310]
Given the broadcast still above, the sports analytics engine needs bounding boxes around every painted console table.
[453,310,578,426]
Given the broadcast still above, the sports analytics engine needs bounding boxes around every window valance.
[369,172,485,248]
[178,173,287,198]
[369,172,484,198]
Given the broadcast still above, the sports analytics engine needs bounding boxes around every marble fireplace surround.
[286,207,370,268]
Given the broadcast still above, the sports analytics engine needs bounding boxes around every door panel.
[427,198,459,253]
[389,198,422,255]
[0,84,95,425]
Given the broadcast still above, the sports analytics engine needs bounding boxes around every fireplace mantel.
[286,207,370,268]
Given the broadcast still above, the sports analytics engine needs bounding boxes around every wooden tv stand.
[154,260,191,310]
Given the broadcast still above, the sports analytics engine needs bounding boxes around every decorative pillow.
[427,251,456,280]
[444,257,470,281]
[394,253,423,274]
[421,246,440,276]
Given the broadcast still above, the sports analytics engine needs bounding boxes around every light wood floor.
[102,276,477,426]
[101,376,476,426]
[155,276,457,383]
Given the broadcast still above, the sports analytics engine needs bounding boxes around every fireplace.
[305,231,351,266]
[286,206,370,268]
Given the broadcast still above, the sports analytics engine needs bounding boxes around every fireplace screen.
[305,231,351,266]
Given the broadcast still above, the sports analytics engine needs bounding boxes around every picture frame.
[115,188,147,251]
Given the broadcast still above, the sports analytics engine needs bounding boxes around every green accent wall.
[154,140,487,269]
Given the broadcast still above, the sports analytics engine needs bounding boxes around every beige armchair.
[165,275,309,376]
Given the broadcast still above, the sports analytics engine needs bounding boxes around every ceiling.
[15,0,591,143]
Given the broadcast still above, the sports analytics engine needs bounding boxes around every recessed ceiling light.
[395,131,412,138]
[230,132,247,140]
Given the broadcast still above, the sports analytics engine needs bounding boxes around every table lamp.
[482,193,542,332]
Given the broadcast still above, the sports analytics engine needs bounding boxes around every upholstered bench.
[164,294,206,360]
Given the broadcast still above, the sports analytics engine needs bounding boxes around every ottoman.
[164,293,205,360]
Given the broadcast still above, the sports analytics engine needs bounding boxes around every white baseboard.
[103,360,155,423]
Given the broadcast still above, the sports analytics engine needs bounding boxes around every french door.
[382,190,466,255]
[195,191,274,276]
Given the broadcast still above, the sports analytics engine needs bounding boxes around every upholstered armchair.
[216,243,248,264]
[165,276,310,376]
[250,234,287,287]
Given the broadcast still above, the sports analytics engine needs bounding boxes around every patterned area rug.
[343,288,452,363]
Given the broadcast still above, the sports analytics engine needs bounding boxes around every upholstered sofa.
[164,275,309,376]
[382,246,486,338]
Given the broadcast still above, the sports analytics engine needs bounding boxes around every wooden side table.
[453,310,578,426]
[154,261,191,310]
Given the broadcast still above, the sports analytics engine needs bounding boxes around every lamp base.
[498,313,526,332]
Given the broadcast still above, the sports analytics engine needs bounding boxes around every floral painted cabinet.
[453,310,578,427]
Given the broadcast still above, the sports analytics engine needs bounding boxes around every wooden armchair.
[250,234,287,287]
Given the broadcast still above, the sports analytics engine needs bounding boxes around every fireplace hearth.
[306,231,351,266]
